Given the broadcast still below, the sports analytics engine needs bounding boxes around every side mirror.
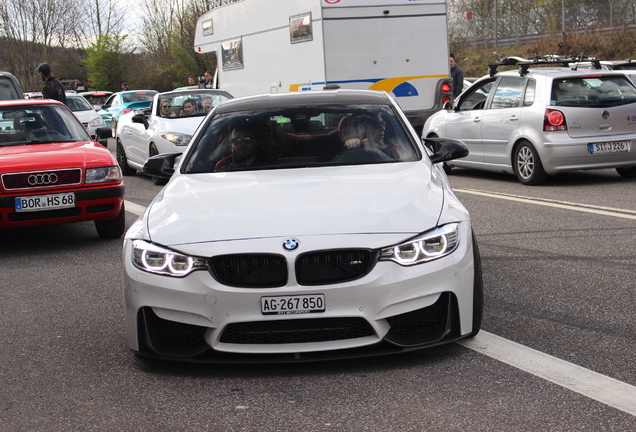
[95,127,112,147]
[424,137,468,164]
[443,100,455,110]
[143,152,181,180]
[131,112,149,129]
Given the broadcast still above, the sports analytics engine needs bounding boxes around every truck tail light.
[441,82,453,104]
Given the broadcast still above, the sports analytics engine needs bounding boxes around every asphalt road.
[1,156,635,431]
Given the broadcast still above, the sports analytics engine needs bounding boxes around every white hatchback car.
[122,90,482,363]
[115,88,232,184]
[423,55,636,184]
[65,94,105,138]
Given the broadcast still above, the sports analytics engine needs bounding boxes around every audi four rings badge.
[28,173,58,185]
[283,239,299,251]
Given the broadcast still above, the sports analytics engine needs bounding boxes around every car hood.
[0,141,116,173]
[151,115,206,134]
[145,162,445,246]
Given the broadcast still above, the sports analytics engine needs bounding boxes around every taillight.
[544,109,567,131]
[441,83,452,93]
[123,108,132,114]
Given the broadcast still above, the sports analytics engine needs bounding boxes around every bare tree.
[137,0,236,90]
[0,0,75,90]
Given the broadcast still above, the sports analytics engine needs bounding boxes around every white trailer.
[194,0,453,129]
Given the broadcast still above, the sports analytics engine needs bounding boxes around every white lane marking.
[454,188,636,220]
[123,198,636,416]
[458,332,636,417]
[125,200,146,216]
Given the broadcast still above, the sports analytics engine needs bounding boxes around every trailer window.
[221,37,244,71]
[290,13,313,43]
[202,19,213,36]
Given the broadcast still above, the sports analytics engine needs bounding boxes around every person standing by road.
[449,54,464,98]
[35,63,66,104]
[204,71,214,86]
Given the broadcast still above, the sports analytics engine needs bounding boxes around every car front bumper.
[0,185,124,229]
[122,222,478,362]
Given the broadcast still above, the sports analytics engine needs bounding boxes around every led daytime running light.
[381,223,460,266]
[132,240,205,277]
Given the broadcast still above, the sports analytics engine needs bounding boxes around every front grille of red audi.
[2,168,82,190]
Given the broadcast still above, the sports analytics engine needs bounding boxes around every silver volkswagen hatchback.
[423,55,636,184]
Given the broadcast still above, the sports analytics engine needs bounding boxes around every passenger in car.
[342,114,401,159]
[179,99,198,117]
[201,97,214,113]
[159,99,176,117]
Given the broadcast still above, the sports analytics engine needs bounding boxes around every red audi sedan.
[0,99,125,238]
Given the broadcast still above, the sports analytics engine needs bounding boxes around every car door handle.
[510,116,519,122]
[473,117,481,123]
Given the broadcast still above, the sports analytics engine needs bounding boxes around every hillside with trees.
[0,0,634,92]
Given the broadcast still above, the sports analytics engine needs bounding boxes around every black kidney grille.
[208,254,287,287]
[219,317,375,344]
[296,249,378,285]
[2,168,82,190]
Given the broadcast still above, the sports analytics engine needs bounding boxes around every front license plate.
[15,192,75,212]
[588,141,630,154]
[261,294,325,315]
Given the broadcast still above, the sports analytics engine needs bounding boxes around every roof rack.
[487,55,601,77]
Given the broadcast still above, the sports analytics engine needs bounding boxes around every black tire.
[616,166,636,178]
[149,143,168,186]
[116,139,136,176]
[95,203,126,239]
[514,141,546,185]
[467,230,483,338]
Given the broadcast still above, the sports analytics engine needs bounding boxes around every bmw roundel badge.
[283,238,300,251]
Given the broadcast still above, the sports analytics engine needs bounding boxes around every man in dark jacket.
[449,54,464,98]
[35,63,66,104]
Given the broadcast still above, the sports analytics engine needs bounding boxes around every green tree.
[83,35,127,91]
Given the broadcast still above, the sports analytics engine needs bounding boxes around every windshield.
[183,104,421,173]
[156,90,232,118]
[66,96,93,112]
[121,92,156,103]
[0,76,22,100]
[0,104,91,146]
[551,75,636,107]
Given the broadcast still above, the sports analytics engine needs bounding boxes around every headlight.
[85,166,121,183]
[132,240,207,277]
[88,117,105,127]
[380,223,459,266]
[160,132,192,146]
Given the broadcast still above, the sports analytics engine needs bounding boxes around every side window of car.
[491,77,524,109]
[103,95,115,108]
[523,79,536,106]
[457,79,496,111]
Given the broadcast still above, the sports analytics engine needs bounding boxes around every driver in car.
[216,122,277,170]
